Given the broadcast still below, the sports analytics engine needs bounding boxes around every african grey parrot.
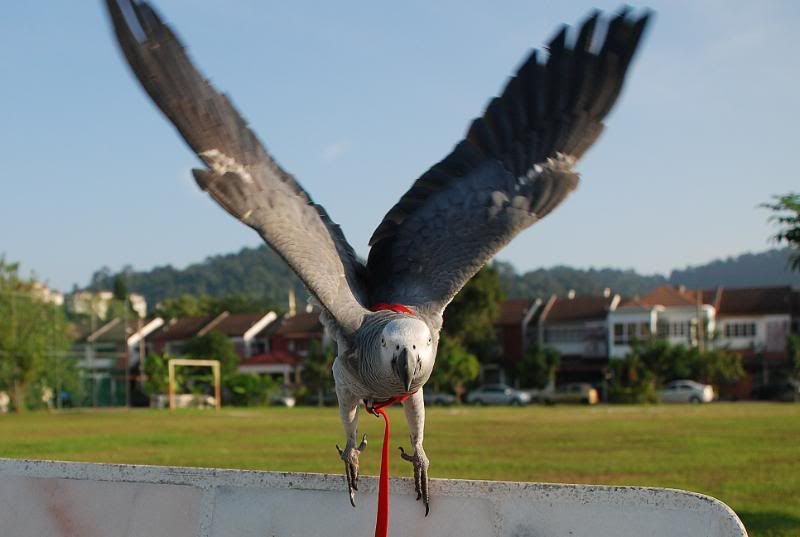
[106,0,649,516]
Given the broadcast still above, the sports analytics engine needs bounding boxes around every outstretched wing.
[106,0,369,332]
[367,10,650,315]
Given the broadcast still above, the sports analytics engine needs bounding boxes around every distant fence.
[0,459,747,537]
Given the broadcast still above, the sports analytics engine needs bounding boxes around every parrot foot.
[336,434,367,507]
[399,445,430,516]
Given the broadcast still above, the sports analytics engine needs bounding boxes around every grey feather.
[367,9,650,316]
[106,0,369,332]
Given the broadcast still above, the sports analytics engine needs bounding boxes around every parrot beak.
[396,347,414,393]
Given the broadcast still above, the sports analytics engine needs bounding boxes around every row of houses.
[496,285,799,397]
[71,307,329,404]
[72,284,798,404]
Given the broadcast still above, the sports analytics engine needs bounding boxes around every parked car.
[542,383,599,405]
[659,380,714,403]
[752,380,800,402]
[271,394,296,407]
[423,388,457,406]
[271,386,296,407]
[466,384,531,406]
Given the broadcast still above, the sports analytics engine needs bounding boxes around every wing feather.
[106,0,368,331]
[367,10,651,315]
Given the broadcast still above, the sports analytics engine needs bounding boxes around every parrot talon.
[398,445,430,516]
[339,434,368,507]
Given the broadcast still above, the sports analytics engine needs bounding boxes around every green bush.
[226,373,279,406]
[608,352,658,404]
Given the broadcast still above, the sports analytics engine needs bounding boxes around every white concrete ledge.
[0,458,747,537]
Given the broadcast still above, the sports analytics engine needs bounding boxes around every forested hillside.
[87,245,307,309]
[86,246,798,309]
[494,261,667,298]
[669,249,800,289]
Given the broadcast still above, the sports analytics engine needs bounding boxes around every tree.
[691,348,745,387]
[0,259,72,411]
[112,274,129,302]
[427,335,480,401]
[143,352,173,396]
[443,265,505,359]
[226,373,279,406]
[607,351,658,404]
[515,346,560,389]
[155,294,205,318]
[633,340,696,383]
[182,331,240,377]
[762,193,800,270]
[302,341,335,406]
[155,293,280,319]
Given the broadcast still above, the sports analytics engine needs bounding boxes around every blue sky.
[1,1,798,291]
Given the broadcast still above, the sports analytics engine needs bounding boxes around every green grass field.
[1,403,797,536]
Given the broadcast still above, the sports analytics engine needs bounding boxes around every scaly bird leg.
[336,389,365,507]
[399,390,430,516]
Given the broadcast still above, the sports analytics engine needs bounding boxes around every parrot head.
[379,317,435,393]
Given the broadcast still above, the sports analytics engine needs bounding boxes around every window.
[671,322,687,337]
[626,323,637,341]
[613,322,649,345]
[724,323,757,338]
[657,321,690,338]
[657,321,669,338]
[544,326,584,343]
[614,323,625,344]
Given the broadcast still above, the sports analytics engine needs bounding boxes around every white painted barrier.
[0,458,747,537]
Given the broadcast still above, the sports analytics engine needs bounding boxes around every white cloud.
[322,140,351,162]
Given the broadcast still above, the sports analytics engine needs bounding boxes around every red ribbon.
[366,394,413,537]
[370,302,414,315]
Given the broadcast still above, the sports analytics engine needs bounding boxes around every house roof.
[151,315,216,342]
[275,312,323,337]
[240,350,302,366]
[637,286,699,307]
[214,313,273,337]
[545,295,616,322]
[616,297,652,310]
[69,320,96,341]
[496,299,537,326]
[712,286,794,316]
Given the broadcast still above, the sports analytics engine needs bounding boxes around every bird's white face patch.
[379,317,435,387]
[200,149,254,184]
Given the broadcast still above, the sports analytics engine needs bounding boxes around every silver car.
[659,380,714,403]
[466,384,531,406]
[423,388,457,406]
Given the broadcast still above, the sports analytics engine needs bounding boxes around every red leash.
[366,395,411,537]
[366,302,415,537]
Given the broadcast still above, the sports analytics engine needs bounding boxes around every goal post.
[167,358,221,410]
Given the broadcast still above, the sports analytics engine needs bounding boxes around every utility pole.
[123,294,130,409]
[696,291,705,353]
[138,316,146,387]
[51,303,61,410]
[90,308,97,408]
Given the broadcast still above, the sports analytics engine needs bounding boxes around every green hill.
[669,248,800,289]
[86,245,307,309]
[85,246,797,308]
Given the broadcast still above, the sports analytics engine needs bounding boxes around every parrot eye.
[396,344,400,350]
[427,337,432,346]
[381,338,385,347]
